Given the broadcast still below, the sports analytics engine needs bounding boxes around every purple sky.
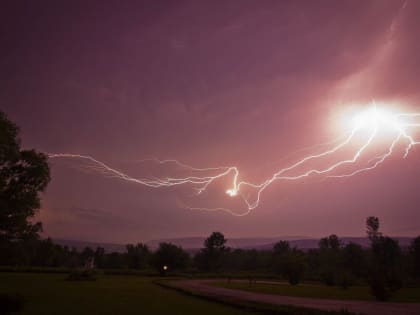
[2,0,420,243]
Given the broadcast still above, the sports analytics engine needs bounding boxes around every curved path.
[168,279,420,315]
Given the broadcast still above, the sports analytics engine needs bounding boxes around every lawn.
[0,273,252,315]
[214,280,420,303]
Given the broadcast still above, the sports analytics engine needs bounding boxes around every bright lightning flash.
[48,103,420,216]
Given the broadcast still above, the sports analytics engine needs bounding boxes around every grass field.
[0,273,253,315]
[214,281,420,303]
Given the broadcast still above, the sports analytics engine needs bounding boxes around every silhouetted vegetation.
[151,242,190,274]
[366,216,403,300]
[1,218,419,302]
[272,240,306,285]
[126,243,150,269]
[195,232,229,272]
[0,111,50,242]
[0,111,417,301]
[409,236,420,280]
[66,269,97,281]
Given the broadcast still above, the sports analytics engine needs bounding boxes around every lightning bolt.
[48,104,420,216]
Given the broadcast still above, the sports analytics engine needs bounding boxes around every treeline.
[0,239,188,271]
[1,217,420,301]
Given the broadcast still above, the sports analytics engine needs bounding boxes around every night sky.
[2,0,420,243]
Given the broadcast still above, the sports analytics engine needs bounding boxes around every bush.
[0,294,24,314]
[66,270,97,281]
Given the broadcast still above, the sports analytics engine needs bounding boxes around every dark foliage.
[366,216,381,241]
[66,270,97,281]
[195,232,229,272]
[272,241,306,285]
[151,242,190,274]
[318,235,342,286]
[0,111,50,241]
[409,236,420,279]
[0,212,416,302]
[126,243,150,269]
[366,218,403,301]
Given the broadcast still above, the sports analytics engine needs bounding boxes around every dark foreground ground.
[2,273,420,315]
[0,273,250,315]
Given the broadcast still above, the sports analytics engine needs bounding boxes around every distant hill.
[145,236,311,250]
[250,237,415,251]
[53,239,126,253]
[53,236,415,253]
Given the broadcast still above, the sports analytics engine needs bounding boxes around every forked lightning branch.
[48,103,420,216]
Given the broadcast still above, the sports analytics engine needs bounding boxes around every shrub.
[66,270,97,281]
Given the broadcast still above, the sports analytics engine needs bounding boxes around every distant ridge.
[53,236,415,253]
[253,237,414,251]
[146,236,312,250]
[147,236,414,251]
[53,239,126,253]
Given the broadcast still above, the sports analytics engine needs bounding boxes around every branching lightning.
[48,103,420,216]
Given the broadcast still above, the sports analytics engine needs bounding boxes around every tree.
[318,235,341,285]
[204,232,227,251]
[366,216,381,241]
[409,236,420,279]
[272,241,306,285]
[272,240,290,274]
[126,243,150,269]
[319,234,341,251]
[0,111,50,241]
[342,242,366,279]
[33,238,58,266]
[336,242,366,288]
[94,247,105,268]
[366,217,402,301]
[195,232,228,272]
[103,252,125,269]
[283,249,306,285]
[152,242,189,274]
[81,247,95,267]
[273,240,290,255]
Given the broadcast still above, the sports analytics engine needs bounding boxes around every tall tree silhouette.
[366,216,381,241]
[409,236,420,279]
[367,217,402,301]
[0,111,50,241]
[195,232,228,271]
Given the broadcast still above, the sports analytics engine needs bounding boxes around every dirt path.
[168,279,420,315]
